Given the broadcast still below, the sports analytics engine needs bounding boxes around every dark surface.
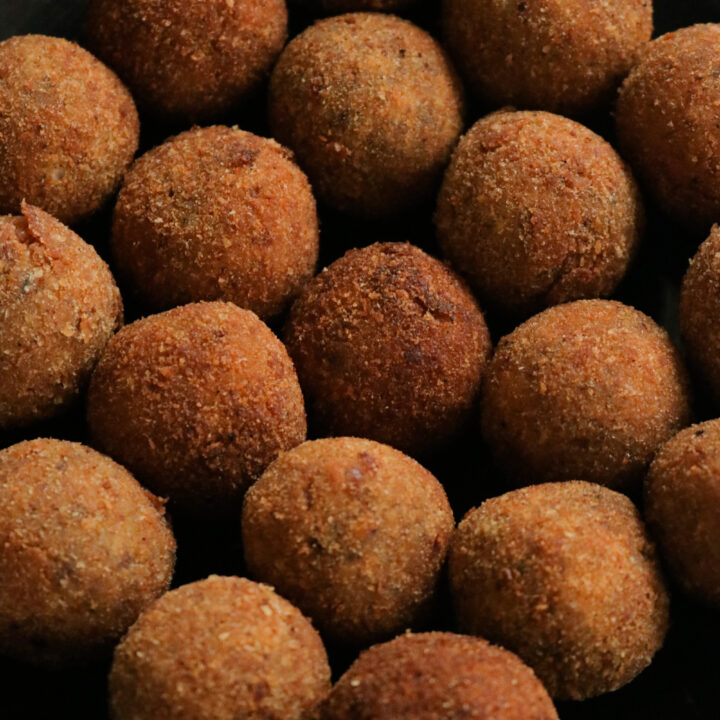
[2,1,720,719]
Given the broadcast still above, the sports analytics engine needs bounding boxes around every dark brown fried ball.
[0,35,139,224]
[442,0,652,116]
[449,481,669,700]
[243,438,454,646]
[0,203,122,429]
[616,24,720,228]
[0,438,175,665]
[482,300,689,491]
[435,111,642,316]
[294,0,414,17]
[269,13,464,218]
[110,576,330,720]
[645,420,720,606]
[85,0,287,121]
[284,243,490,456]
[112,126,318,319]
[317,632,559,719]
[87,301,306,510]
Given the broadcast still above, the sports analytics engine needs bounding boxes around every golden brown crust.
[112,126,318,319]
[0,204,122,429]
[449,481,669,700]
[0,35,139,224]
[85,0,287,121]
[435,111,642,316]
[242,438,454,645]
[317,632,558,719]
[0,439,175,665]
[87,301,306,509]
[110,576,330,720]
[284,243,490,456]
[269,13,464,218]
[481,299,690,491]
[616,24,720,227]
[443,0,652,116]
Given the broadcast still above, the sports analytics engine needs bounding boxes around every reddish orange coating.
[243,438,454,645]
[112,126,318,319]
[449,482,669,700]
[284,243,490,456]
[617,24,720,227]
[85,0,287,121]
[0,203,122,429]
[442,0,652,116]
[435,111,642,316]
[110,576,330,720]
[0,439,175,665]
[482,300,690,491]
[0,35,139,224]
[87,302,306,509]
[645,420,720,606]
[269,13,464,218]
[317,632,559,719]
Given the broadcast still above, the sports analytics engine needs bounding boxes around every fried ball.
[442,0,652,117]
[617,24,720,228]
[85,0,287,121]
[110,576,330,720]
[0,35,139,224]
[317,632,558,719]
[269,13,464,218]
[243,438,454,646]
[645,420,720,606]
[0,203,122,429]
[284,243,490,456]
[449,481,669,700]
[435,111,642,316]
[0,438,175,665]
[482,299,689,491]
[87,302,306,510]
[112,126,318,319]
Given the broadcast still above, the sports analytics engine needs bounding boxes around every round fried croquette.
[449,481,669,700]
[0,203,122,429]
[442,0,652,117]
[268,13,464,218]
[109,575,330,720]
[86,302,306,510]
[0,438,175,665]
[435,111,643,316]
[85,0,287,121]
[283,243,490,456]
[616,24,720,228]
[112,126,318,319]
[242,438,454,646]
[0,35,139,224]
[645,420,720,606]
[317,632,558,719]
[481,299,690,491]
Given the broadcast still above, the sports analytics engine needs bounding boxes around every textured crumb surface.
[269,13,464,218]
[0,34,139,224]
[317,632,559,719]
[284,242,490,456]
[481,299,690,491]
[87,301,306,510]
[435,110,642,316]
[243,437,454,645]
[0,438,175,665]
[109,575,331,720]
[0,203,122,429]
[449,481,669,700]
[112,126,318,319]
[442,0,652,116]
[85,0,287,120]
